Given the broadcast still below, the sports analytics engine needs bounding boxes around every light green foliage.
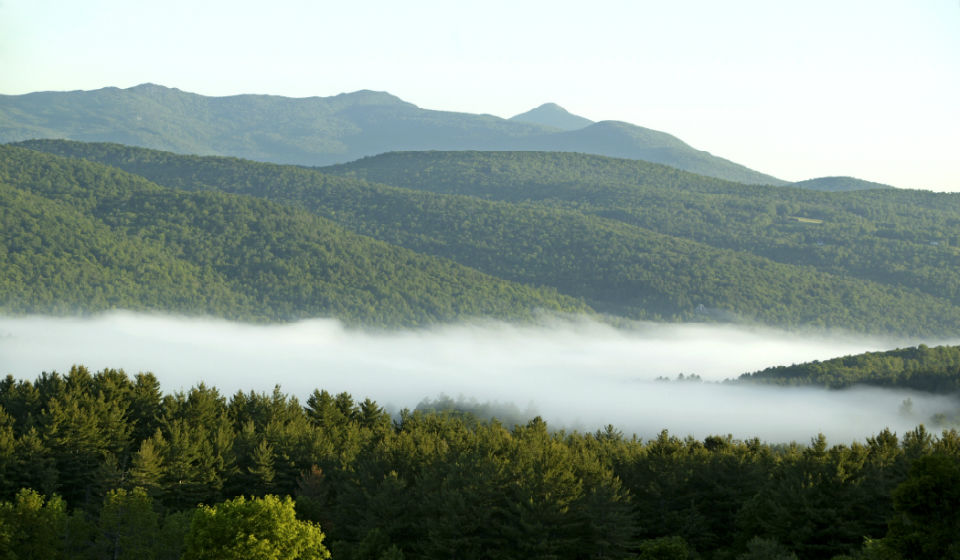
[0,488,68,559]
[183,494,330,560]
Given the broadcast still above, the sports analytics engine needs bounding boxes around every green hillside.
[739,344,960,393]
[0,181,254,316]
[17,140,960,336]
[0,83,783,184]
[323,151,960,310]
[0,145,585,324]
[789,175,896,191]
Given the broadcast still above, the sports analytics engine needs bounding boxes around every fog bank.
[1,312,957,443]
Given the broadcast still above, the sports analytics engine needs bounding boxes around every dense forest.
[2,365,960,559]
[324,151,960,308]
[11,141,960,335]
[0,145,583,324]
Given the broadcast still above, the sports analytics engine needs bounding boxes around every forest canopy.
[1,365,959,559]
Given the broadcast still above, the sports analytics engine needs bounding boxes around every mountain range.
[0,83,803,186]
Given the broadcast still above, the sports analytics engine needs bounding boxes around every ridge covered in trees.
[323,151,959,307]
[11,140,960,336]
[1,366,959,559]
[0,145,584,325]
[739,343,960,393]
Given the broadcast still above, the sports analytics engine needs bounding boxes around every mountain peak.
[510,103,594,131]
[126,83,180,93]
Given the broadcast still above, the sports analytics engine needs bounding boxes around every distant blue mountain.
[509,102,594,130]
[0,83,785,184]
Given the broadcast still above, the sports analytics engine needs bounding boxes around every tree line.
[739,343,960,394]
[2,366,959,558]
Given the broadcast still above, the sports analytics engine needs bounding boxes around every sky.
[1,0,958,190]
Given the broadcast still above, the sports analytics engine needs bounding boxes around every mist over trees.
[1,365,959,559]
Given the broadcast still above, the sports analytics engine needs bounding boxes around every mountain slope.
[0,145,585,324]
[18,139,960,336]
[0,180,255,316]
[323,150,960,311]
[0,84,783,184]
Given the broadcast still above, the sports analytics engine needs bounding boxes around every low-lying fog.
[1,312,957,443]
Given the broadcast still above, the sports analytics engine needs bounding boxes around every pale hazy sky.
[1,0,958,190]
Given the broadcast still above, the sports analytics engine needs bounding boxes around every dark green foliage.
[633,536,694,559]
[18,140,960,335]
[882,454,960,558]
[736,537,798,560]
[2,366,960,559]
[91,487,161,560]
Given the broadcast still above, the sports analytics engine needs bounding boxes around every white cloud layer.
[1,312,957,443]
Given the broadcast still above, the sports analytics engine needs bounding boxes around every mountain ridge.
[0,83,785,184]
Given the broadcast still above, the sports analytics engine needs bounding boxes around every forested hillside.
[16,140,960,336]
[325,151,960,312]
[789,176,895,192]
[1,366,959,559]
[0,145,584,324]
[740,343,960,393]
[0,83,784,184]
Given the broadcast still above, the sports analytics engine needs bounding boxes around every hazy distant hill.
[0,83,784,184]
[18,139,960,336]
[789,176,896,192]
[509,102,594,130]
